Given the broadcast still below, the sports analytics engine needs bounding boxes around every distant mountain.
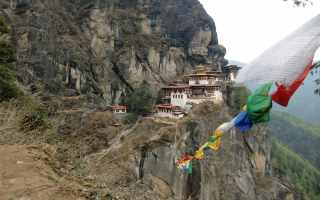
[269,111,320,200]
[269,111,320,169]
[271,140,320,200]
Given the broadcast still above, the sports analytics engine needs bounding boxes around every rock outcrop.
[0,0,227,104]
[79,104,300,200]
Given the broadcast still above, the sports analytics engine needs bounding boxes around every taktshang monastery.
[154,65,240,118]
[112,64,240,118]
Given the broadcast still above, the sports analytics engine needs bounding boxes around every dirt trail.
[0,145,86,200]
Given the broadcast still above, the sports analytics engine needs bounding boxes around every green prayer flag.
[247,83,273,123]
[187,161,193,174]
[209,136,217,143]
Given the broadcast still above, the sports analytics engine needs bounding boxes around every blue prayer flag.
[234,112,253,132]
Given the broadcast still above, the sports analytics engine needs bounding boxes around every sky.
[199,0,320,63]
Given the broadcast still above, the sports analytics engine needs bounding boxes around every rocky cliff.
[82,104,300,200]
[0,1,301,200]
[1,0,226,104]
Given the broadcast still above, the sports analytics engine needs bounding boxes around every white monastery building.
[155,65,240,118]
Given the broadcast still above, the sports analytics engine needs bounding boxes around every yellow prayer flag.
[194,150,204,160]
[214,129,224,137]
[199,142,209,151]
[242,105,247,111]
[207,138,222,151]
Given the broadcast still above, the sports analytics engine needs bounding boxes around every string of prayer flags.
[272,60,315,107]
[177,155,193,173]
[234,112,253,133]
[247,83,273,123]
[207,130,224,151]
[236,15,320,86]
[177,62,315,173]
[176,15,320,174]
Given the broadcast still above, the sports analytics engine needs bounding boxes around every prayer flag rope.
[177,14,320,172]
[177,15,320,173]
[177,61,319,172]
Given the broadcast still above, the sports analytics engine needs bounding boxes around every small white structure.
[223,65,241,82]
[161,84,191,109]
[213,90,224,104]
[112,105,128,114]
[170,91,189,109]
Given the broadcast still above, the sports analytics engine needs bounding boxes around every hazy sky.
[199,0,320,63]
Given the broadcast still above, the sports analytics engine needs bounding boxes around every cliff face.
[0,1,301,200]
[1,0,226,104]
[81,104,299,200]
[0,100,300,200]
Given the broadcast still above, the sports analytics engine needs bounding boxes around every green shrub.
[125,81,155,115]
[0,42,15,64]
[0,16,9,34]
[20,108,50,131]
[0,64,20,101]
[0,16,20,102]
[228,86,251,115]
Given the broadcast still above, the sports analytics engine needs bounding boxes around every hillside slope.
[269,111,320,200]
[269,111,320,169]
[0,145,87,199]
[271,140,320,200]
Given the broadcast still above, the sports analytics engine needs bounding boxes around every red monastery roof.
[162,84,190,89]
[112,105,128,110]
[155,104,183,111]
[156,104,175,109]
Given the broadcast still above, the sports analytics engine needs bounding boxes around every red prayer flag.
[272,60,314,107]
[177,155,193,164]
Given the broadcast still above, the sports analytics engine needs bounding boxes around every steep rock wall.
[0,0,226,104]
[81,104,300,200]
